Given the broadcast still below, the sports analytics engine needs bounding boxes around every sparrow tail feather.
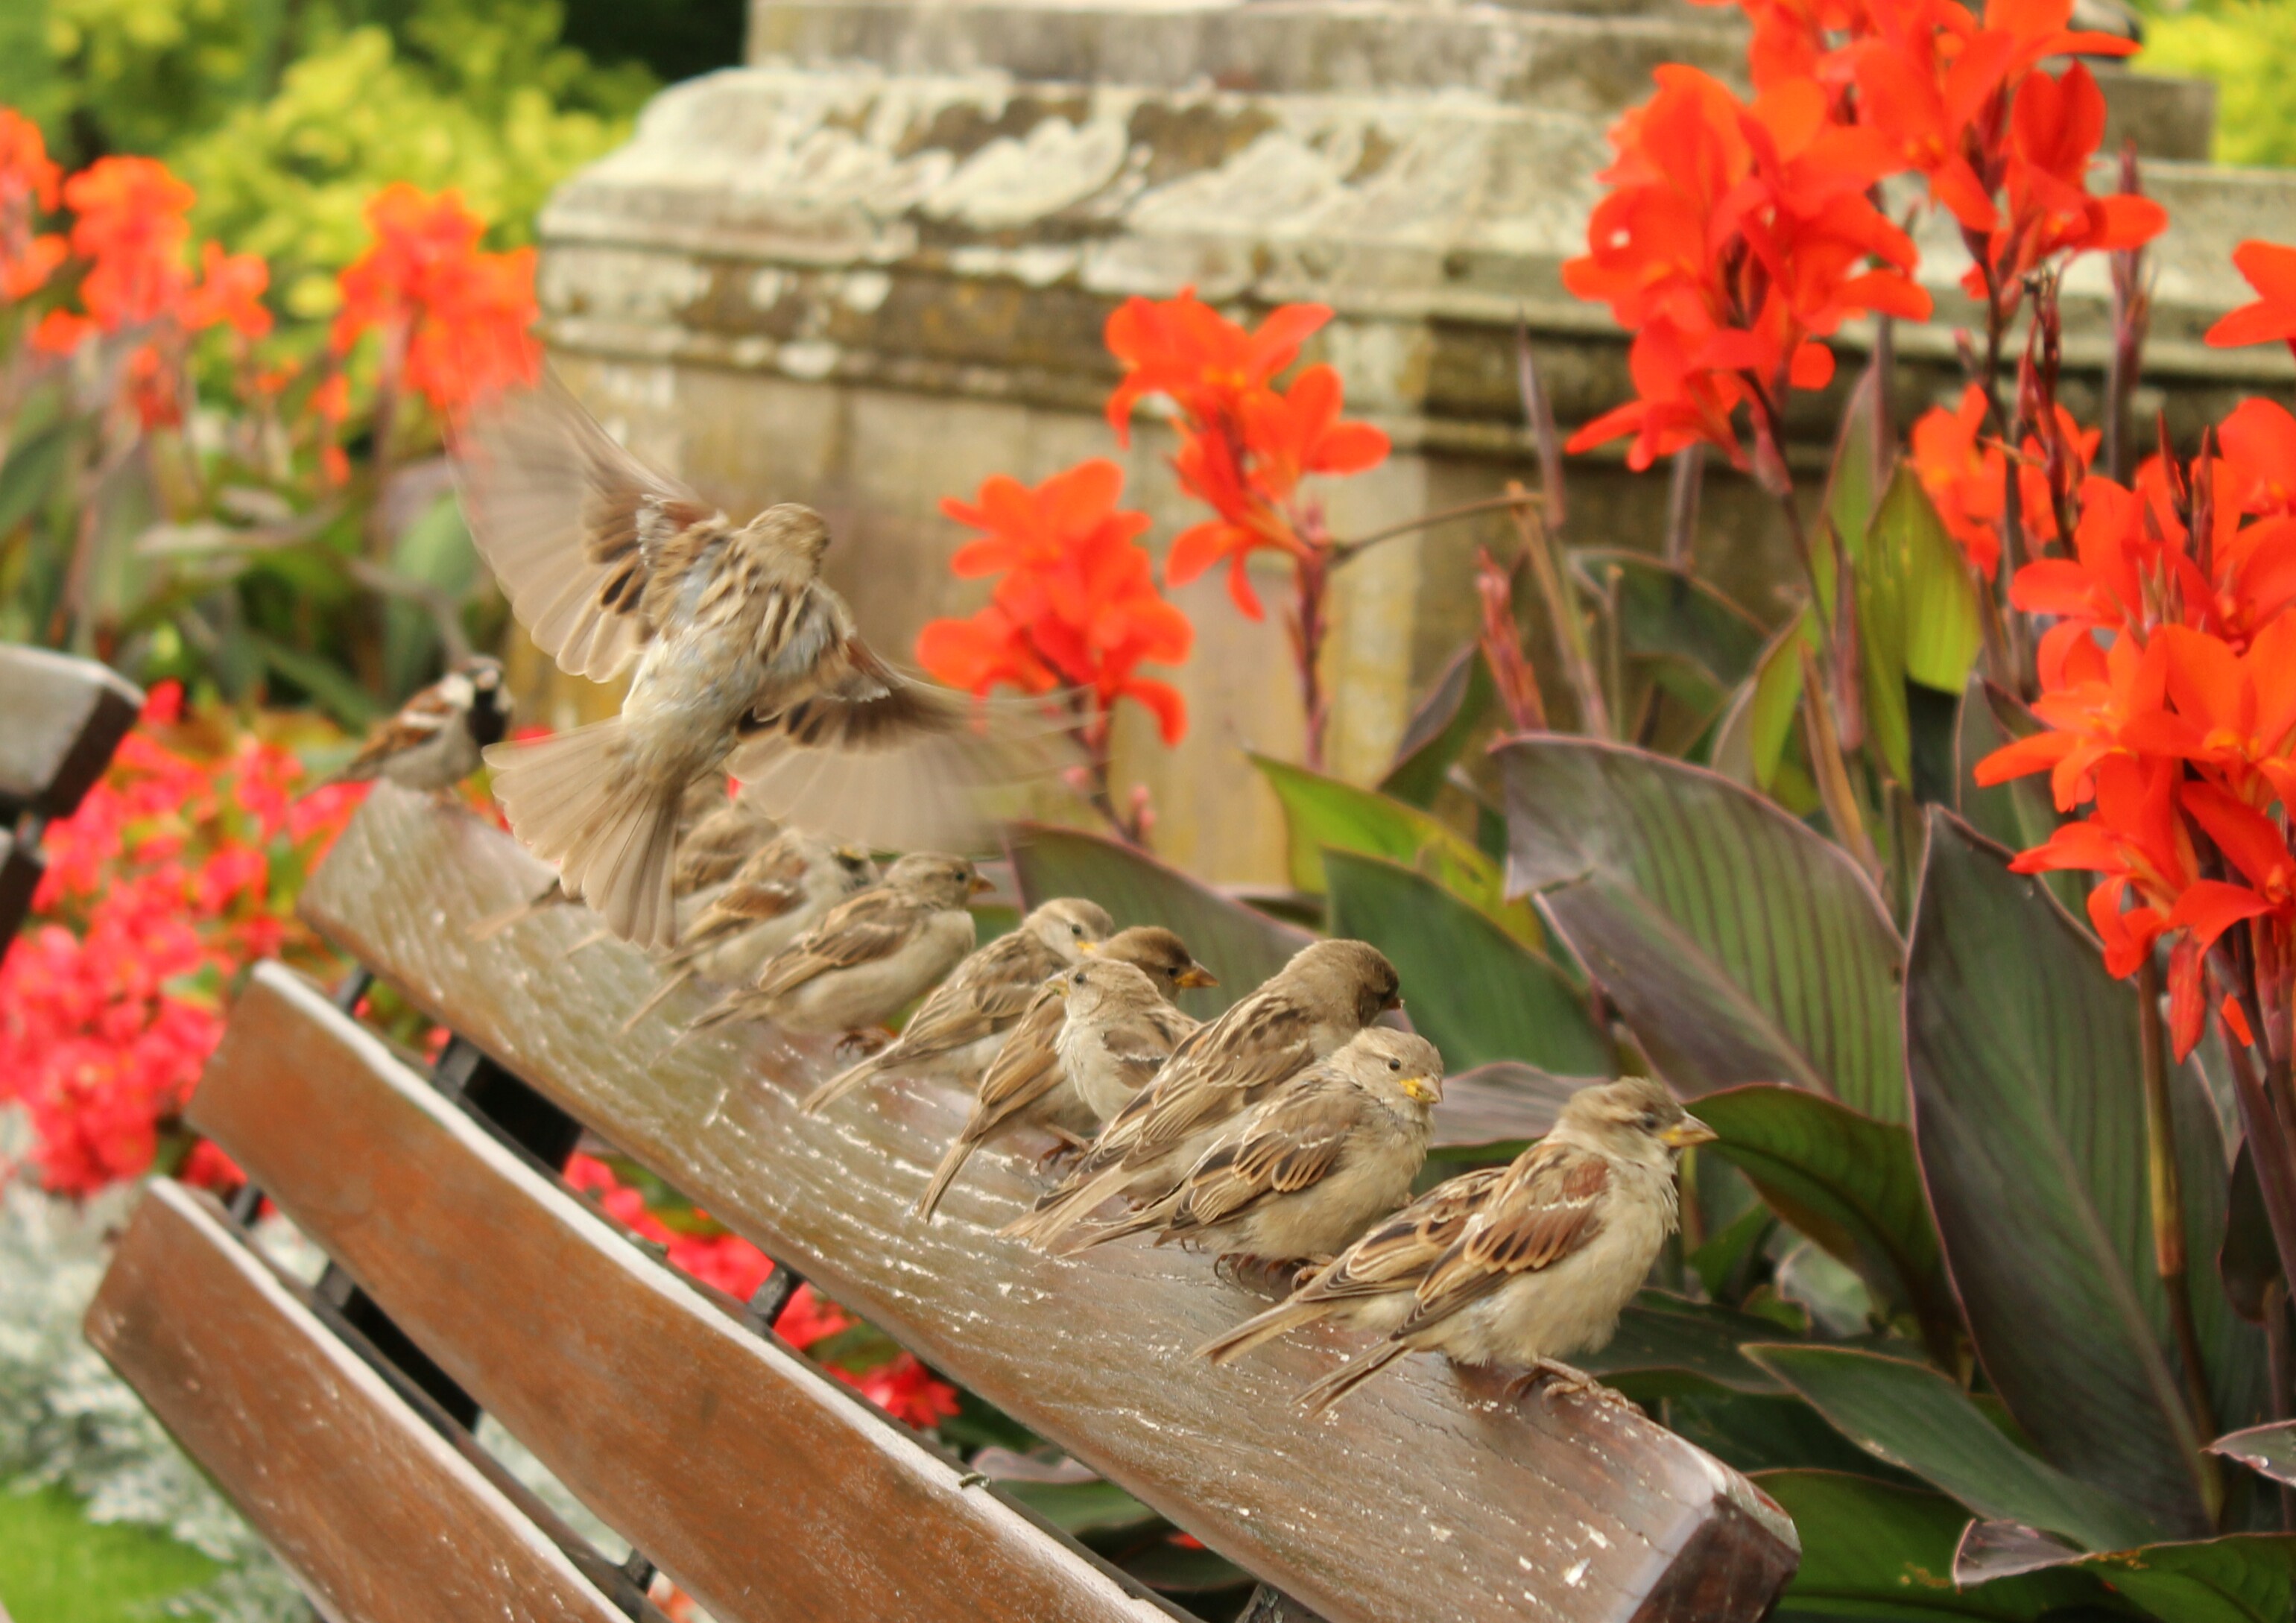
[913,1135,978,1222]
[800,1053,887,1114]
[485,722,681,950]
[1195,1298,1330,1366]
[1297,1341,1412,1415]
[620,965,698,1034]
[998,1162,1131,1249]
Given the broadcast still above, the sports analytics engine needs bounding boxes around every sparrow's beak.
[1175,965,1219,989]
[1400,1073,1443,1106]
[1384,991,1405,1013]
[1078,940,1098,956]
[970,875,996,896]
[835,844,870,862]
[1051,977,1073,999]
[1660,1114,1718,1149]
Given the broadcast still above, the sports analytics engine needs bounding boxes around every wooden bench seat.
[0,644,142,946]
[90,784,1800,1623]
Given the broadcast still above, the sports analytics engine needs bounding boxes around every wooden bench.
[0,644,143,947]
[88,785,1801,1623]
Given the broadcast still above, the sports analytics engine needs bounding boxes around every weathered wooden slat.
[83,1180,633,1623]
[300,787,1801,1623]
[0,829,42,945]
[191,961,1185,1623]
[0,644,142,817]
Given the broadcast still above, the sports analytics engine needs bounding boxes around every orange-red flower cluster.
[0,684,362,1193]
[0,110,63,303]
[332,183,540,421]
[1908,381,2098,578]
[1976,407,2296,1054]
[1563,67,1929,472]
[918,460,1194,746]
[1105,291,1388,618]
[2210,241,2296,364]
[563,1154,960,1429]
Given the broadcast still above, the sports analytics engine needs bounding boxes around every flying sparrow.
[1002,939,1401,1250]
[620,831,879,1031]
[1295,1075,1714,1414]
[800,896,1114,1113]
[1195,1165,1508,1366]
[469,773,739,941]
[329,655,510,795]
[914,932,1215,1222]
[457,376,1063,949]
[683,852,987,1040]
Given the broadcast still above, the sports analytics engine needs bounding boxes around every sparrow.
[469,774,739,942]
[800,896,1115,1113]
[683,852,987,1040]
[914,932,1215,1222]
[619,830,879,1031]
[328,655,509,794]
[674,778,788,896]
[1066,1029,1443,1262]
[1002,939,1401,1250]
[1295,1075,1715,1414]
[1196,1166,1508,1366]
[457,375,1064,949]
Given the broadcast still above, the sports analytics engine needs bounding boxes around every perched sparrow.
[329,656,509,794]
[914,932,1215,1222]
[800,897,1113,1113]
[1003,939,1401,1250]
[1069,1029,1443,1261]
[458,376,1063,948]
[1196,1166,1508,1365]
[1296,1076,1714,1414]
[620,831,879,1031]
[674,779,787,896]
[683,852,987,1040]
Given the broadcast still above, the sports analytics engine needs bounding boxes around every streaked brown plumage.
[914,931,1214,1222]
[683,852,985,1039]
[620,832,878,1031]
[1069,1029,1443,1260]
[800,897,1113,1113]
[1002,940,1401,1250]
[1297,1076,1714,1414]
[468,774,741,941]
[459,376,1064,949]
[1197,1166,1508,1366]
[329,656,509,794]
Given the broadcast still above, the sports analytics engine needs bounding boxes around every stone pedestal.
[531,0,2295,883]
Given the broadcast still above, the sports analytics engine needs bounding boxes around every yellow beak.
[1175,965,1219,989]
[1078,940,1098,955]
[1400,1075,1443,1106]
[1660,1114,1718,1148]
[970,874,996,896]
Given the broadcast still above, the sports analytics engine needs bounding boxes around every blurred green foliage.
[2142,0,2296,168]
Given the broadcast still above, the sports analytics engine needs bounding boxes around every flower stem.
[1797,640,1881,881]
[1507,481,1610,738]
[1326,491,1540,564]
[2139,955,2224,1519]
[1289,542,1332,770]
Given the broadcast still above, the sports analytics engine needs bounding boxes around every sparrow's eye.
[1071,923,1084,936]
[1388,1057,1402,1072]
[1639,1110,1661,1130]
[1072,969,1088,984]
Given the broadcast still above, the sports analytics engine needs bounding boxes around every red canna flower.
[2207,241,2296,360]
[1103,290,1330,444]
[1910,385,2006,577]
[0,108,63,301]
[920,460,1193,745]
[1973,63,2165,297]
[2220,398,2296,520]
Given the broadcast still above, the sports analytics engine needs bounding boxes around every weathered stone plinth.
[531,0,2295,883]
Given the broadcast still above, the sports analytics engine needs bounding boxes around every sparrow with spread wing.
[1002,940,1400,1250]
[914,933,1214,1222]
[1196,1165,1508,1365]
[1069,1028,1443,1262]
[619,831,879,1031]
[456,376,1064,948]
[1296,1075,1714,1414]
[469,773,747,942]
[800,896,1113,1113]
[683,852,987,1040]
[328,655,509,794]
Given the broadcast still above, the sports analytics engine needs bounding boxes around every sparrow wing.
[332,675,464,781]
[967,986,1069,1128]
[455,374,725,683]
[750,888,923,996]
[725,626,1075,853]
[1101,990,1318,1164]
[888,934,1046,1060]
[1169,1074,1358,1232]
[1400,1142,1611,1331]
[1293,1167,1508,1304]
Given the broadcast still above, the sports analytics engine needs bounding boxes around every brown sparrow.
[1197,1167,1508,1365]
[469,773,740,941]
[914,932,1214,1222]
[329,655,509,794]
[458,376,1062,949]
[1002,940,1401,1250]
[620,831,879,1031]
[800,897,1114,1113]
[1069,1029,1443,1261]
[683,852,987,1040]
[1296,1076,1714,1414]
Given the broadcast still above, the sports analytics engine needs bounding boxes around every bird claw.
[1212,1254,1318,1296]
[835,1028,892,1058]
[1507,1360,1642,1415]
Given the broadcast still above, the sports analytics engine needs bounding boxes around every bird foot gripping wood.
[1506,1359,1642,1415]
[1212,1254,1326,1297]
[835,1028,892,1060]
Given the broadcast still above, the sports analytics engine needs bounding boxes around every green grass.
[0,1481,219,1623]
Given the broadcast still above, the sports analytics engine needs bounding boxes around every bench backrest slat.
[0,644,142,819]
[298,786,1800,1623]
[83,1181,635,1623]
[190,963,1182,1623]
